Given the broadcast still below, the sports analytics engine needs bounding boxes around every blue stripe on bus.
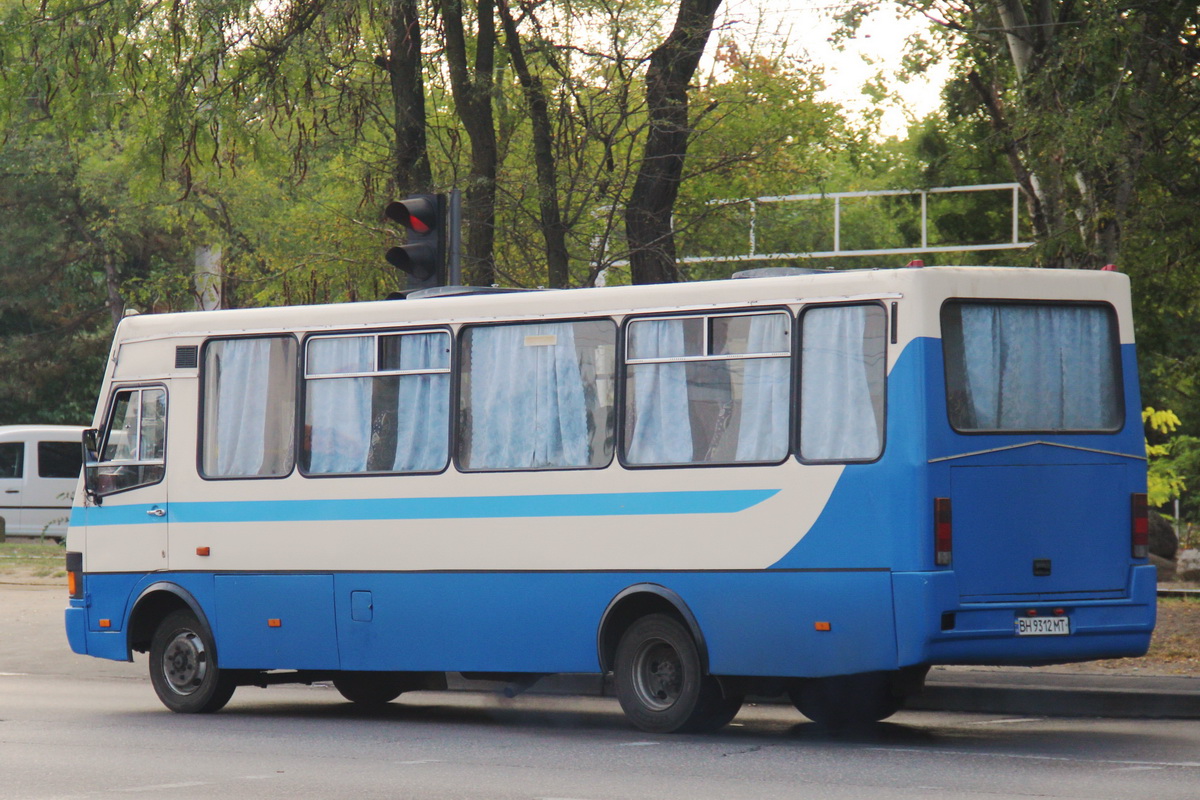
[71,489,780,527]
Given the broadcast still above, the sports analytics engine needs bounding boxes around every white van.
[0,425,85,539]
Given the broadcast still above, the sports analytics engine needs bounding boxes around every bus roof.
[110,266,1132,344]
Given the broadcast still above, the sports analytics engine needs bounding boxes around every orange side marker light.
[814,622,832,632]
[268,619,282,628]
[99,619,111,628]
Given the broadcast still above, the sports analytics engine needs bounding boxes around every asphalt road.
[3,675,1200,800]
[3,583,1200,799]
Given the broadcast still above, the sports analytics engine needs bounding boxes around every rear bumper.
[893,564,1156,667]
[65,601,131,661]
[64,604,88,655]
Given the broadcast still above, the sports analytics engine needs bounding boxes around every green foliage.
[1145,408,1186,507]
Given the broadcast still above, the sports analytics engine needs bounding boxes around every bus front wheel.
[149,609,237,714]
[614,613,742,733]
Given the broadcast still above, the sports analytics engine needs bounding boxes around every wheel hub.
[162,631,207,695]
[633,640,683,711]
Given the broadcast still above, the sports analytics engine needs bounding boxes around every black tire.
[148,609,237,714]
[788,671,903,727]
[614,614,742,734]
[332,672,410,706]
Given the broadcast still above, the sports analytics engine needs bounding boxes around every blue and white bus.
[64,266,1154,731]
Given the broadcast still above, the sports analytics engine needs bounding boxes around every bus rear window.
[942,301,1122,433]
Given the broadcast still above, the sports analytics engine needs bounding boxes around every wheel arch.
[128,582,212,657]
[596,583,709,674]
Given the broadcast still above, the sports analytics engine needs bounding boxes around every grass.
[0,540,67,580]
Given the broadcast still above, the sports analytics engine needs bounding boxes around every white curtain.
[958,305,1117,430]
[307,337,373,474]
[211,339,272,476]
[393,332,450,471]
[801,306,882,461]
[467,323,590,469]
[735,314,791,461]
[626,319,694,464]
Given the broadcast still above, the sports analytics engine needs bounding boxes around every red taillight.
[1131,492,1149,559]
[934,497,953,566]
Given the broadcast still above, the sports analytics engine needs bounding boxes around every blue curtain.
[306,337,373,474]
[958,305,1118,430]
[734,314,791,461]
[626,319,694,464]
[393,332,450,471]
[467,323,590,469]
[800,306,882,461]
[211,338,272,476]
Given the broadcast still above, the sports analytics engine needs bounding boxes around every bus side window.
[301,330,452,475]
[623,311,791,466]
[201,337,297,479]
[91,387,167,495]
[458,319,616,471]
[798,304,886,462]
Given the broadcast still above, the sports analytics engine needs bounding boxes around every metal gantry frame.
[680,183,1031,264]
[597,183,1033,276]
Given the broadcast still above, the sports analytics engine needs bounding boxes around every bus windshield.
[941,301,1123,433]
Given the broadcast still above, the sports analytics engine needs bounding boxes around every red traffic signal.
[385,196,438,234]
[385,193,446,289]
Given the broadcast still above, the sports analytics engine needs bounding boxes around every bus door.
[83,385,170,577]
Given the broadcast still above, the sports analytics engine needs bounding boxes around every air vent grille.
[174,345,199,369]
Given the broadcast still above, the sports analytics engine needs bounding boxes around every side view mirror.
[81,429,103,505]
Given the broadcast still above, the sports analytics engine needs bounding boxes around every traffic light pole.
[448,188,463,286]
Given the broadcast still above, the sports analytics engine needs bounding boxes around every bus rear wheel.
[332,672,410,706]
[614,614,742,734]
[149,609,237,714]
[788,671,903,727]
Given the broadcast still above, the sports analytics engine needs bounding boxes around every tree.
[625,0,723,285]
[496,0,569,288]
[876,0,1200,269]
[441,0,499,286]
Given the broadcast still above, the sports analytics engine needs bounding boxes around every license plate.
[1015,616,1070,636]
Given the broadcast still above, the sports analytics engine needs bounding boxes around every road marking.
[125,782,213,792]
[618,741,661,747]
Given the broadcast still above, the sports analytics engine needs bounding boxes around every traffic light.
[385,193,446,291]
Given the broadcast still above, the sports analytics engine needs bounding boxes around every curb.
[911,674,1200,719]
[445,671,1200,720]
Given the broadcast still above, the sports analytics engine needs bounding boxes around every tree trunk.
[193,245,223,310]
[497,0,570,288]
[442,0,498,287]
[387,0,432,195]
[625,0,722,285]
